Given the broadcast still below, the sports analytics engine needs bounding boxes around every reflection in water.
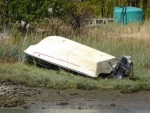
[0,108,150,113]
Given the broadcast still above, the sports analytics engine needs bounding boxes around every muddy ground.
[0,84,150,110]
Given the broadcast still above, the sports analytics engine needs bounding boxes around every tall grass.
[0,20,150,92]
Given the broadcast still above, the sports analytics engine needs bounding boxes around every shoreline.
[0,85,150,110]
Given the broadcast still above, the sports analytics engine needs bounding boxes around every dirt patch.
[0,85,38,107]
[0,85,150,109]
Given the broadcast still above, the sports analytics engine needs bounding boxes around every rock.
[58,101,69,105]
[78,105,82,109]
[22,105,30,109]
[110,102,116,106]
[2,82,12,85]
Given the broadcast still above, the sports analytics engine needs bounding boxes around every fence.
[85,18,114,27]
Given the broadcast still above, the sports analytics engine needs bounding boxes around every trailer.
[24,36,133,79]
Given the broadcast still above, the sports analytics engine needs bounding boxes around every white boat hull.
[24,36,118,78]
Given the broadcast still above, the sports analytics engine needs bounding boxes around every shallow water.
[0,108,150,113]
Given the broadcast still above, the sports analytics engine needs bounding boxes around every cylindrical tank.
[113,6,144,24]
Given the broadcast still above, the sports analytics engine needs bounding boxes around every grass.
[0,20,150,93]
[0,62,150,93]
[0,63,98,89]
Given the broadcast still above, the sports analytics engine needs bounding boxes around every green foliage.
[0,0,149,28]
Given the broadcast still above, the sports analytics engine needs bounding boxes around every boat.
[24,36,133,79]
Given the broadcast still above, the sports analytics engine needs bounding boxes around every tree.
[0,0,150,28]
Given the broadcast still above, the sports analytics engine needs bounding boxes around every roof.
[114,6,143,12]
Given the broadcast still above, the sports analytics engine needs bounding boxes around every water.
[0,108,150,113]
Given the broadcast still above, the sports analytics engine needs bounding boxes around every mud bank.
[0,85,150,110]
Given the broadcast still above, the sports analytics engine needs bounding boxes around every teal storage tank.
[113,6,144,24]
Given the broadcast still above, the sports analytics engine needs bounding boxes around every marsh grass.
[0,20,150,92]
[0,62,150,93]
[0,63,98,89]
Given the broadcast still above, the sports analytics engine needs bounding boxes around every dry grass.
[118,22,150,40]
[83,20,150,40]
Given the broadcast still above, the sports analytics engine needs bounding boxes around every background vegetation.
[0,0,150,28]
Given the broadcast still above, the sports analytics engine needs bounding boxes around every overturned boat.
[24,36,133,79]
